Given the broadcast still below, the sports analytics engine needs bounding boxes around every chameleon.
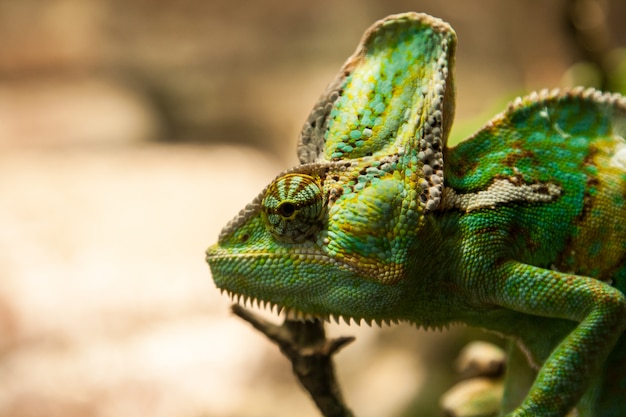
[205,12,626,417]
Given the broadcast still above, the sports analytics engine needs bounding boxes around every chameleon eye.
[261,173,326,242]
[277,202,296,218]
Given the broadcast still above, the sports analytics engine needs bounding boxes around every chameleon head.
[206,12,457,323]
[206,159,421,322]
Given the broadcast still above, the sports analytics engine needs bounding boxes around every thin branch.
[232,304,355,417]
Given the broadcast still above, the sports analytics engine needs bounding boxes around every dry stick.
[232,304,355,417]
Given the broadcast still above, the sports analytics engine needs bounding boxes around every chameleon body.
[206,13,626,417]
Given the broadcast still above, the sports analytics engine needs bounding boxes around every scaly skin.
[206,13,626,416]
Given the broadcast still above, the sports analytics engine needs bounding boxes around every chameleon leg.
[487,261,626,417]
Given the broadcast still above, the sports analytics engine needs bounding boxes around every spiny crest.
[221,288,451,329]
[477,87,626,137]
[221,288,406,327]
[261,173,327,243]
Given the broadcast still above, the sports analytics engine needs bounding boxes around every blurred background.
[0,0,624,416]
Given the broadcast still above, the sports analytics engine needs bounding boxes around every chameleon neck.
[402,211,483,328]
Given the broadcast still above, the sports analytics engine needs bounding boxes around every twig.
[232,304,356,417]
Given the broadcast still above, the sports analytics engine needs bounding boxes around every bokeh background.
[1,0,625,416]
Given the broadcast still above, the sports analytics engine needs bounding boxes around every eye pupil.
[278,202,296,217]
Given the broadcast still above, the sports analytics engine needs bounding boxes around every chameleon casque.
[206,12,626,417]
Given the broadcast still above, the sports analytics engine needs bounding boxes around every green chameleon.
[206,12,626,417]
